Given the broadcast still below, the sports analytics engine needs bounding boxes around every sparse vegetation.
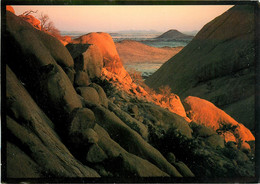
[128,69,143,84]
[20,10,38,16]
[158,85,171,97]
[19,10,61,38]
[38,13,61,38]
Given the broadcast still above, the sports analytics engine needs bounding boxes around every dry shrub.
[127,68,156,95]
[158,85,171,97]
[128,68,143,84]
[39,13,61,38]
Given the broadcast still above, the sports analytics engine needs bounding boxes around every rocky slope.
[146,5,256,132]
[115,40,183,64]
[4,7,256,181]
[156,29,193,40]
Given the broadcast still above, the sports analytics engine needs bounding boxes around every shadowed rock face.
[5,11,81,123]
[66,43,103,79]
[6,66,100,177]
[146,5,256,131]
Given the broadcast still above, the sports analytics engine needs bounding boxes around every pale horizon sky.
[12,5,233,33]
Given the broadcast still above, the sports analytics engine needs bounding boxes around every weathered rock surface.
[69,108,96,134]
[93,124,169,177]
[91,104,182,177]
[6,11,81,123]
[72,32,131,82]
[108,100,149,140]
[6,66,100,177]
[77,87,101,106]
[86,143,108,163]
[183,96,255,144]
[19,14,41,30]
[7,142,42,178]
[74,70,90,87]
[140,103,192,138]
[146,5,256,132]
[89,83,109,108]
[6,11,74,69]
[173,161,195,177]
[6,5,15,14]
[66,43,103,79]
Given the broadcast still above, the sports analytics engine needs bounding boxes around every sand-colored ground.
[115,40,183,64]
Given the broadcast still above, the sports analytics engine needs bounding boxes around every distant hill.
[115,40,183,64]
[156,29,193,40]
[146,5,256,132]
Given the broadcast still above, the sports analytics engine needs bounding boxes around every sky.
[12,5,233,33]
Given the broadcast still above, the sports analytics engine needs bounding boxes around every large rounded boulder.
[73,32,130,80]
[183,96,255,144]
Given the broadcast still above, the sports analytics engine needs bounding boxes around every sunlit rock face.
[19,14,42,30]
[6,5,15,14]
[183,96,255,145]
[73,32,131,82]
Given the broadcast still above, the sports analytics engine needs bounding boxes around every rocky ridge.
[4,7,256,180]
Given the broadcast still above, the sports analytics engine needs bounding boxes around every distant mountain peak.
[156,29,193,40]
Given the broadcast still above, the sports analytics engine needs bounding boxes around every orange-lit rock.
[6,5,15,14]
[183,96,255,144]
[240,141,251,152]
[62,36,72,43]
[73,32,131,82]
[59,36,72,46]
[168,94,187,118]
[19,14,41,30]
[221,131,236,143]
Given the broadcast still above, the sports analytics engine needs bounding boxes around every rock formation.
[19,14,42,30]
[3,6,256,181]
[146,5,256,132]
[72,32,132,83]
[6,5,15,14]
[183,96,255,147]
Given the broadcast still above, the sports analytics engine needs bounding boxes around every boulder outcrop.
[72,32,132,82]
[6,66,100,177]
[183,96,255,145]
[6,5,15,14]
[19,14,41,30]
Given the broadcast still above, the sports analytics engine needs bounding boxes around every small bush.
[158,85,171,97]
